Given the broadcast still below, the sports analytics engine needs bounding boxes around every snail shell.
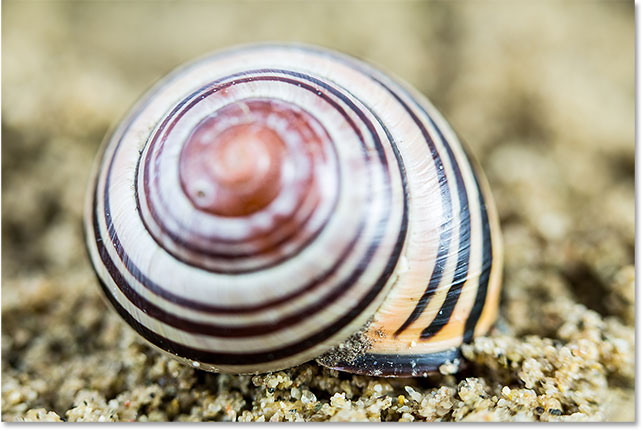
[84,44,502,377]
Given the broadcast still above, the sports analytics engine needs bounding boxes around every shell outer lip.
[320,348,462,378]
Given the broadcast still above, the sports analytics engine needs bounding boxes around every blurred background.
[2,0,634,422]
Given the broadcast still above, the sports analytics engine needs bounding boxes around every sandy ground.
[2,0,634,422]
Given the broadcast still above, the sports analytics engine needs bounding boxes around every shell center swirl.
[139,94,344,272]
[179,100,307,217]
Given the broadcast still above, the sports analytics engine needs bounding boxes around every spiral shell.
[85,44,502,377]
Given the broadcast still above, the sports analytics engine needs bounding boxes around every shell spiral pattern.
[85,44,503,377]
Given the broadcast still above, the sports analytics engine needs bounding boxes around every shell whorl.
[85,44,502,376]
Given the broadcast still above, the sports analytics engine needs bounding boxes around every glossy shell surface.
[85,44,502,376]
